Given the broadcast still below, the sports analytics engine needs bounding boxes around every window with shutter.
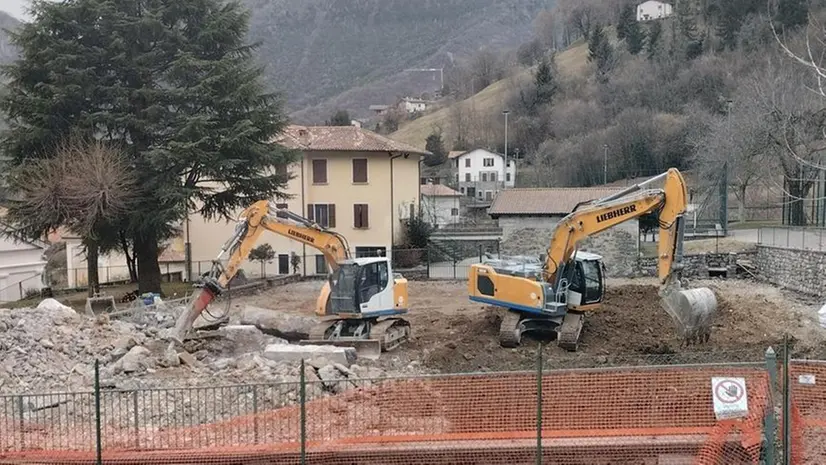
[354,204,369,229]
[352,159,368,183]
[481,173,488,182]
[490,172,497,182]
[465,158,471,168]
[465,173,471,182]
[308,204,335,228]
[312,159,327,184]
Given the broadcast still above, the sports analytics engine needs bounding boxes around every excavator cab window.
[580,259,604,304]
[329,264,360,313]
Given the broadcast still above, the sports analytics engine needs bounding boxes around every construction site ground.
[236,277,826,373]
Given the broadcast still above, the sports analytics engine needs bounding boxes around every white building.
[0,223,47,302]
[450,149,516,203]
[421,183,463,227]
[637,0,673,21]
[399,97,428,113]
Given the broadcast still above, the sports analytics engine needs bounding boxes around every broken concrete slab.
[240,305,316,341]
[263,343,357,366]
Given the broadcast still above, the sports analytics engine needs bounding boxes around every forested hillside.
[397,0,825,225]
[242,0,555,121]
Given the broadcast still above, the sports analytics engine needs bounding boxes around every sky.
[2,0,33,21]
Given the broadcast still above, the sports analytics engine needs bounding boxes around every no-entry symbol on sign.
[711,377,749,420]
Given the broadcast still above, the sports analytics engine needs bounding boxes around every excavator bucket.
[85,294,117,315]
[298,338,382,360]
[659,281,718,345]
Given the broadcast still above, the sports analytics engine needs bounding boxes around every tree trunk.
[85,238,100,297]
[119,231,139,283]
[738,185,747,224]
[134,230,163,295]
[786,177,812,226]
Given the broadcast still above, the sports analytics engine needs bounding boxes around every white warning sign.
[711,377,749,420]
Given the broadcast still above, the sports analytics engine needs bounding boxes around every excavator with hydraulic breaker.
[169,200,411,358]
[468,168,718,351]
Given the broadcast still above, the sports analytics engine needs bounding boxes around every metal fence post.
[300,358,307,465]
[16,395,24,450]
[536,344,543,465]
[426,247,431,278]
[133,390,139,450]
[252,385,259,445]
[782,336,791,464]
[94,359,102,465]
[764,347,777,465]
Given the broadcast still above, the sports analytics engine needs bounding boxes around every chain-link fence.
[0,344,812,464]
[758,227,826,252]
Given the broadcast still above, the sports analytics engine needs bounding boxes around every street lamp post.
[503,109,510,163]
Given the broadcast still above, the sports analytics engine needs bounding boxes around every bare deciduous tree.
[4,137,139,294]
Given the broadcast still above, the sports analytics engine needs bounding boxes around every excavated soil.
[236,277,826,374]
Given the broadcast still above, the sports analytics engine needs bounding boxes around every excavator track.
[370,318,411,352]
[499,310,524,348]
[557,312,584,352]
[307,320,338,341]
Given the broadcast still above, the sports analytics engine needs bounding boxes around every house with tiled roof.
[489,187,640,277]
[421,183,463,228]
[187,125,430,277]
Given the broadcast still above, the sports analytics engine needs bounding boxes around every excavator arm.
[168,200,350,342]
[542,168,716,342]
[544,169,688,287]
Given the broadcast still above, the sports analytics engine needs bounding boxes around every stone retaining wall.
[754,245,826,297]
[636,251,754,279]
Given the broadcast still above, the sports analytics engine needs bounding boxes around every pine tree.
[329,109,351,126]
[588,25,614,81]
[626,19,645,55]
[776,0,808,29]
[424,131,447,166]
[1,0,298,293]
[647,21,663,60]
[534,56,558,105]
[617,4,635,40]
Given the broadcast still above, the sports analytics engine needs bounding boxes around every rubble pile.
[0,300,422,395]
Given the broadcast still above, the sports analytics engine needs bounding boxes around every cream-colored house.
[187,125,428,277]
[0,221,48,302]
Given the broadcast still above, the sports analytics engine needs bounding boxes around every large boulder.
[111,346,152,374]
[240,305,317,341]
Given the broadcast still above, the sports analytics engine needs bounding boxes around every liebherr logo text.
[289,229,315,243]
[596,204,637,223]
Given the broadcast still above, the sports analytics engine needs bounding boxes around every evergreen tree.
[776,0,808,29]
[588,25,614,81]
[424,131,447,166]
[626,19,645,55]
[1,0,297,293]
[329,109,351,126]
[676,0,704,60]
[534,56,558,105]
[647,21,663,60]
[617,4,635,41]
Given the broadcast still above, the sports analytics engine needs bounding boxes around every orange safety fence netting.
[788,360,826,465]
[0,366,771,465]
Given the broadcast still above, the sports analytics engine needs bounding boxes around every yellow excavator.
[468,168,718,351]
[170,200,411,357]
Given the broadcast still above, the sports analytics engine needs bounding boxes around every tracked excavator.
[169,200,411,358]
[468,168,718,351]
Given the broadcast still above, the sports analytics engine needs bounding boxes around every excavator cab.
[565,252,605,310]
[326,258,393,315]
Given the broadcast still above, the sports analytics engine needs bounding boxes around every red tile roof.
[276,125,430,155]
[421,184,461,197]
[488,188,623,217]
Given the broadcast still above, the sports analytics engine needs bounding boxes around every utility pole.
[503,110,510,162]
[603,144,609,184]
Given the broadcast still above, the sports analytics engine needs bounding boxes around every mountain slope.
[242,0,555,121]
[389,38,591,150]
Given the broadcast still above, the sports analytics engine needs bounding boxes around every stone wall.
[499,216,640,278]
[637,251,753,279]
[754,245,826,297]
